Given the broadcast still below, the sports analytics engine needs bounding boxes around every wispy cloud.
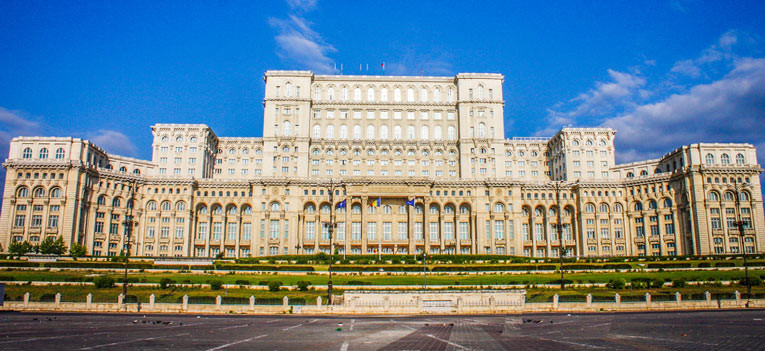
[670,30,740,79]
[269,1,336,73]
[87,129,138,157]
[0,107,41,161]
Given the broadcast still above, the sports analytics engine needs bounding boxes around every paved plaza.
[0,310,763,350]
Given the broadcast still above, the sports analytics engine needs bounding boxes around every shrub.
[159,278,176,289]
[650,279,665,288]
[209,280,224,290]
[672,278,687,288]
[268,281,283,292]
[258,280,270,286]
[69,242,87,260]
[296,280,311,291]
[606,278,626,289]
[93,276,115,289]
[740,277,763,287]
[235,279,250,286]
[696,262,711,268]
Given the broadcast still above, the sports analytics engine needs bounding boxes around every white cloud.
[603,57,765,164]
[88,130,138,157]
[269,3,337,74]
[0,107,41,161]
[670,30,740,79]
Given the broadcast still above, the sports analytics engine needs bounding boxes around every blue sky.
[1,0,765,186]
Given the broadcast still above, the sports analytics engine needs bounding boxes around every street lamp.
[320,180,343,306]
[728,179,752,306]
[554,181,566,290]
[122,180,137,299]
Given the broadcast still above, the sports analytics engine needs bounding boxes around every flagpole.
[378,198,382,261]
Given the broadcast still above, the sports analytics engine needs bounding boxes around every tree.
[8,241,32,258]
[69,243,87,260]
[94,276,115,289]
[39,236,67,255]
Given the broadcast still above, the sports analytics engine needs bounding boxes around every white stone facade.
[0,70,763,258]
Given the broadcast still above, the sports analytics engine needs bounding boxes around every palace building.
[1,70,763,258]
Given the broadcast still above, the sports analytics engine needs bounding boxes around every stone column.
[55,293,61,308]
[735,290,741,305]
[645,293,652,308]
[316,296,322,307]
[216,295,222,309]
[149,294,155,308]
[86,293,92,309]
[183,295,189,311]
[615,293,621,306]
[23,292,30,306]
[675,292,682,306]
[117,294,124,306]
[586,294,592,307]
[705,291,712,306]
[283,296,289,310]
[553,294,559,310]
[249,296,255,310]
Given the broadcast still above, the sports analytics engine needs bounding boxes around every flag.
[381,62,385,73]
[405,199,415,206]
[337,200,346,209]
[371,197,381,208]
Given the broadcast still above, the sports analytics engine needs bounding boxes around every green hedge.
[214,264,315,272]
[646,263,692,269]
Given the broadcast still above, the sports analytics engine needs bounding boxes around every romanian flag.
[371,197,381,208]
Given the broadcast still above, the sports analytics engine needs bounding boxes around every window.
[721,153,730,165]
[22,147,32,159]
[736,153,745,165]
[55,148,65,159]
[705,153,715,165]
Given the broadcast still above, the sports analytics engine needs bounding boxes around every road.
[0,310,763,350]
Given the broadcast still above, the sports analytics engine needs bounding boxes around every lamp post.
[122,180,137,299]
[554,181,566,290]
[321,180,343,306]
[729,179,752,305]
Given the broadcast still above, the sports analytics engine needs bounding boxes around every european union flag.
[405,199,415,206]
[337,200,346,208]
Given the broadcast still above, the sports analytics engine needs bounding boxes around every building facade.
[1,70,763,258]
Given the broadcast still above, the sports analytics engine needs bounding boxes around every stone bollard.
[675,292,682,305]
[489,296,496,309]
[249,296,255,310]
[553,294,559,310]
[216,295,222,309]
[55,293,62,308]
[645,293,652,308]
[86,293,92,309]
[23,292,30,307]
[586,294,592,307]
[383,296,390,310]
[118,294,124,306]
[705,291,712,305]
[735,291,741,304]
[614,293,621,306]
[183,295,189,311]
[149,294,155,308]
[283,296,289,310]
[457,297,463,313]
[316,296,322,307]
[416,296,423,312]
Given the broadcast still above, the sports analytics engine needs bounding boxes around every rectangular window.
[175,226,184,239]
[352,222,361,240]
[31,215,42,228]
[383,222,392,240]
[443,222,454,240]
[270,220,279,239]
[429,222,438,241]
[636,226,645,237]
[494,220,504,240]
[368,222,377,240]
[459,222,469,240]
[522,223,530,240]
[306,221,315,240]
[197,222,207,240]
[601,228,609,238]
[212,222,222,240]
[414,222,424,240]
[398,222,408,240]
[535,223,544,240]
[337,222,345,240]
[47,215,59,228]
[225,222,236,240]
[650,225,660,236]
[260,219,265,238]
[321,222,329,240]
[94,221,103,233]
[284,220,289,239]
[160,226,169,238]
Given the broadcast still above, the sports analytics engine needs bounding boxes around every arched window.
[213,205,223,215]
[723,191,735,201]
[147,201,157,210]
[383,205,392,214]
[112,197,121,207]
[663,198,673,208]
[327,87,335,101]
[285,82,292,96]
[585,139,594,146]
[352,204,362,214]
[434,126,442,140]
[339,125,348,139]
[585,203,595,213]
[22,147,32,159]
[614,203,623,213]
[708,191,720,201]
[197,205,208,214]
[341,87,348,101]
[407,126,415,140]
[97,195,106,205]
[447,88,454,102]
[459,205,470,214]
[353,88,361,101]
[705,153,714,165]
[572,139,580,146]
[414,205,424,214]
[721,153,730,165]
[736,153,745,165]
[312,125,321,139]
[648,200,657,209]
[367,88,374,101]
[270,202,281,211]
[394,88,401,102]
[39,148,48,159]
[420,126,429,140]
[314,86,321,100]
[407,88,414,102]
[380,88,388,101]
[50,188,62,198]
[321,204,331,213]
[242,206,252,215]
[283,121,291,136]
[16,187,29,198]
[626,172,634,178]
[366,125,375,139]
[119,166,127,173]
[420,88,427,102]
[304,204,315,213]
[740,191,751,201]
[429,205,439,214]
[640,170,649,176]
[444,205,454,214]
[55,148,65,159]
[478,123,486,137]
[447,126,456,140]
[634,202,643,211]
[380,125,389,139]
[161,201,172,211]
[176,201,186,211]
[599,203,609,213]
[434,88,441,102]
[353,125,361,139]
[228,205,237,215]
[33,187,45,198]
[393,126,402,140]
[477,85,484,99]
[325,125,334,139]
[494,203,504,212]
